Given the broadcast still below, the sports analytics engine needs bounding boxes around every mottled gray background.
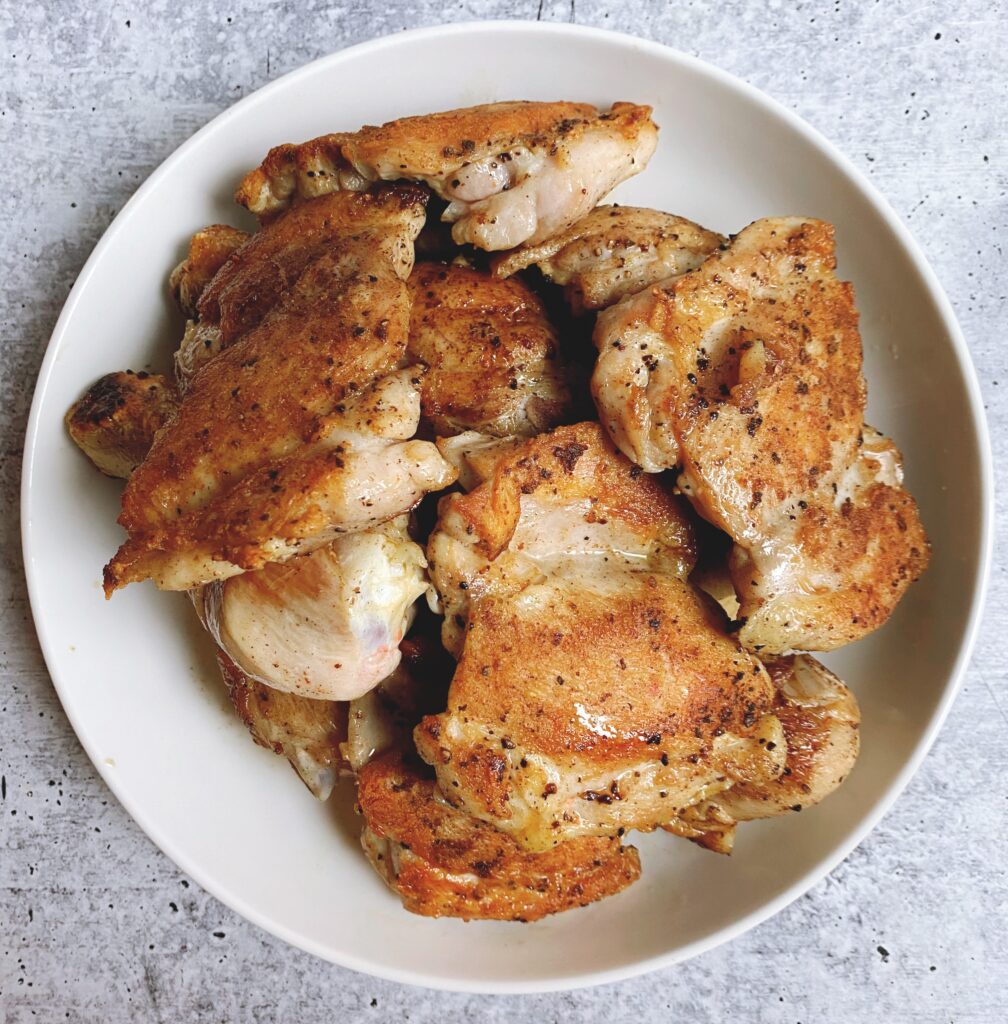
[2,1,1006,1021]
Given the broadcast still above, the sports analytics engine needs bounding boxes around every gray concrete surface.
[2,1,1006,1020]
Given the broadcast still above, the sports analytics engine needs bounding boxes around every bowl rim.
[21,19,995,994]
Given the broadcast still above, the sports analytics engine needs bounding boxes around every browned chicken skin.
[169,224,250,319]
[66,371,179,479]
[407,261,572,437]
[592,217,929,652]
[358,751,641,921]
[493,206,724,313]
[104,188,457,595]
[236,101,658,250]
[418,423,788,851]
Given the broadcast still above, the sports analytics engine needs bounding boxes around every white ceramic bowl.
[22,22,992,993]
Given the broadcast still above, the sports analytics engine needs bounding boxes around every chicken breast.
[406,261,572,437]
[236,101,658,250]
[493,206,724,313]
[169,224,250,319]
[417,423,788,850]
[104,188,459,596]
[358,751,641,921]
[666,654,860,853]
[66,371,179,479]
[591,217,929,652]
[216,647,350,800]
[195,516,428,701]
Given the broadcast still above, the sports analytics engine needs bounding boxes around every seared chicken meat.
[359,751,641,921]
[236,101,658,250]
[664,653,860,853]
[169,224,250,319]
[592,217,929,652]
[418,423,788,850]
[494,206,724,313]
[195,516,428,701]
[66,371,179,479]
[104,189,457,595]
[407,261,572,436]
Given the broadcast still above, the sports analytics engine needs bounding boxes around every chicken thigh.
[417,423,788,850]
[104,188,457,595]
[407,261,572,436]
[169,224,250,319]
[236,101,658,250]
[359,751,641,921]
[591,217,929,652]
[493,206,724,313]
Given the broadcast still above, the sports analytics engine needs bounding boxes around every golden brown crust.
[104,188,456,594]
[493,206,725,313]
[169,224,250,318]
[406,262,572,437]
[358,751,641,921]
[418,423,787,849]
[592,217,930,652]
[66,371,179,479]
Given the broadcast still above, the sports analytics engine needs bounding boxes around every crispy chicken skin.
[358,751,641,921]
[175,191,420,389]
[406,262,572,437]
[216,647,350,800]
[667,654,860,853]
[66,371,179,479]
[236,101,658,250]
[104,188,457,595]
[592,217,929,652]
[493,206,724,313]
[418,423,788,850]
[169,224,250,319]
[195,516,429,701]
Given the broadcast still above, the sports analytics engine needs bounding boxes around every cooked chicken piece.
[417,423,788,850]
[66,371,179,479]
[169,224,250,319]
[406,262,572,436]
[493,206,724,313]
[592,217,930,652]
[236,101,658,251]
[358,751,641,921]
[216,647,350,800]
[195,516,428,701]
[105,189,457,595]
[665,654,860,852]
[174,189,421,389]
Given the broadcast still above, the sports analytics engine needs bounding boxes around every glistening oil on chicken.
[65,98,926,922]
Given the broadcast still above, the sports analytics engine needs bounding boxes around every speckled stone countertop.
[2,2,1006,1020]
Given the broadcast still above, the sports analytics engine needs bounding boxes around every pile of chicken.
[67,100,929,923]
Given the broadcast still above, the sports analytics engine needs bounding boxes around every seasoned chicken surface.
[592,217,929,652]
[417,423,788,850]
[195,516,428,701]
[174,190,421,389]
[406,262,572,437]
[66,371,179,479]
[359,751,641,921]
[169,224,250,319]
[216,647,350,800]
[493,206,724,313]
[105,188,457,595]
[236,101,658,250]
[667,654,860,852]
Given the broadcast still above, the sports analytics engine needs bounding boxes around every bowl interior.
[22,23,989,992]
